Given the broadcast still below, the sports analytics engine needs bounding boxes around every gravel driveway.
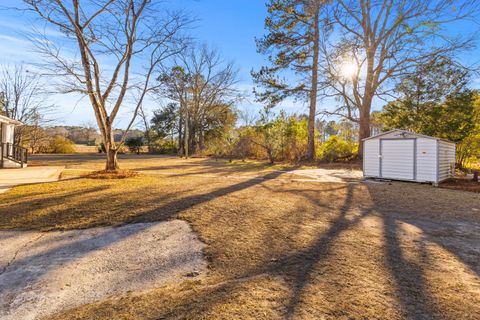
[288,168,363,182]
[0,220,206,320]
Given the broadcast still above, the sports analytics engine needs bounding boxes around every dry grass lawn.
[30,154,302,174]
[1,155,479,319]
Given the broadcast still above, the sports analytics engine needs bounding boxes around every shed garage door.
[381,139,415,180]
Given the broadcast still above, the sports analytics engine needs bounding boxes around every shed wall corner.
[363,139,380,177]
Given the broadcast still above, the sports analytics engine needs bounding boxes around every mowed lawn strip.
[0,158,479,319]
[30,155,306,174]
[30,154,361,177]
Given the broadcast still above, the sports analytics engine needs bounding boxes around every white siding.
[363,130,456,183]
[363,139,379,177]
[416,138,437,182]
[1,123,14,143]
[381,139,415,180]
[438,141,455,182]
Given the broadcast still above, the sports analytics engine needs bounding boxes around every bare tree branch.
[23,0,192,170]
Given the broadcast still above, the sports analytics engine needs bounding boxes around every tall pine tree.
[253,0,326,160]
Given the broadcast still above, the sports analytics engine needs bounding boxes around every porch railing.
[1,142,28,168]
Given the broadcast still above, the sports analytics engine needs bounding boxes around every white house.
[363,129,455,184]
[0,114,27,168]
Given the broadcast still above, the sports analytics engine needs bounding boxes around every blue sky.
[173,0,267,83]
[0,1,479,127]
[0,0,279,127]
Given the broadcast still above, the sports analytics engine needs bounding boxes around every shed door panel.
[381,140,414,180]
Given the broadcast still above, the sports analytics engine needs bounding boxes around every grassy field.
[1,154,479,319]
[29,153,362,175]
[30,153,303,172]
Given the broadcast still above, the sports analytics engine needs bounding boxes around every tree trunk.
[184,110,189,158]
[188,120,196,155]
[189,126,196,155]
[178,113,184,156]
[358,105,371,158]
[105,147,119,171]
[358,41,376,158]
[104,126,119,171]
[306,3,320,161]
[199,128,204,152]
[267,149,275,164]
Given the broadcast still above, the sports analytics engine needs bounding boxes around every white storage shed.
[363,129,455,184]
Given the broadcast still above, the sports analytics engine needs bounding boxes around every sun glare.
[340,60,359,80]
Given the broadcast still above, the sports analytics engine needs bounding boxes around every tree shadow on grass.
[0,171,287,303]
[366,180,480,275]
[158,181,480,320]
[52,183,367,319]
[399,217,480,278]
[365,183,480,319]
[270,184,374,319]
[3,171,478,319]
[382,214,437,319]
[0,185,111,230]
[142,183,375,319]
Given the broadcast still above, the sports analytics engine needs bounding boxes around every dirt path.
[0,220,207,320]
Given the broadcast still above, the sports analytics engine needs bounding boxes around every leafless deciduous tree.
[0,64,55,146]
[137,105,154,153]
[238,106,258,127]
[318,0,480,156]
[23,0,191,170]
[158,45,240,157]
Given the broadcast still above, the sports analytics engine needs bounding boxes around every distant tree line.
[147,105,359,164]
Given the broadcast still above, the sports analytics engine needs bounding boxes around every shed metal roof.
[363,129,455,144]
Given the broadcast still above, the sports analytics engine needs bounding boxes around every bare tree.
[180,46,239,153]
[319,0,480,156]
[238,106,258,126]
[158,45,240,157]
[0,64,54,145]
[138,105,154,153]
[157,66,190,156]
[23,0,191,170]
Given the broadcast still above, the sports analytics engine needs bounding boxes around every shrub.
[283,116,308,162]
[151,139,178,154]
[205,126,258,160]
[318,136,358,162]
[232,128,256,159]
[98,142,129,154]
[462,156,480,172]
[125,136,144,154]
[47,136,76,154]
